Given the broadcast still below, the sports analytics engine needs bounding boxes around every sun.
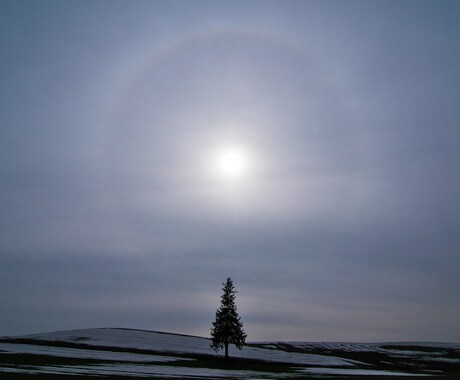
[216,147,247,180]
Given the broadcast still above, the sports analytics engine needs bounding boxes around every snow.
[1,328,457,378]
[0,364,289,379]
[287,341,460,352]
[239,347,352,366]
[298,367,430,376]
[286,341,460,360]
[14,328,355,366]
[0,342,191,363]
[22,328,215,355]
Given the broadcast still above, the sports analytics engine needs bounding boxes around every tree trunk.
[224,342,229,359]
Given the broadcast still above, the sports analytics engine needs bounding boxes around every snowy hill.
[2,327,356,366]
[1,328,459,378]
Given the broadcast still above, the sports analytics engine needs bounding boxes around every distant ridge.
[3,327,459,347]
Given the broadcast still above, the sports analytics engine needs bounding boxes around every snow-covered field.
[15,328,355,366]
[0,328,459,379]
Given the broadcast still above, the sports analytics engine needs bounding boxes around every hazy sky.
[1,0,460,342]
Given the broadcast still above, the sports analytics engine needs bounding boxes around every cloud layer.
[1,0,459,341]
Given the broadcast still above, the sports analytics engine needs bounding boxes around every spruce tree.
[210,277,247,359]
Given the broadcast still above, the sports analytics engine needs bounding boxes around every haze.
[1,0,459,342]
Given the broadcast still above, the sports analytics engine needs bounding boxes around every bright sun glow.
[216,147,247,180]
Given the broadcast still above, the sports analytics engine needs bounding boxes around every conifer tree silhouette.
[210,277,247,359]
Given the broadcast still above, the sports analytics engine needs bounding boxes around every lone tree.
[210,277,247,359]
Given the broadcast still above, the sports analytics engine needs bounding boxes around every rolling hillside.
[1,328,459,379]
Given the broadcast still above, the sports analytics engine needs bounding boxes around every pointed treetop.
[210,277,246,359]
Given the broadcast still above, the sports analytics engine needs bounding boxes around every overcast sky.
[1,0,460,342]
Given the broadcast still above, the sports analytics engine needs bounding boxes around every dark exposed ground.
[1,331,459,379]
